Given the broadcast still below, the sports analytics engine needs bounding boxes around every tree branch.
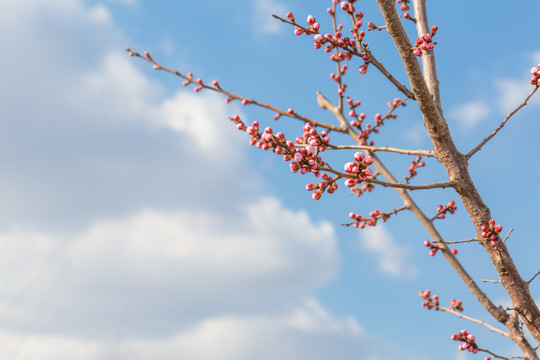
[439,307,509,337]
[271,14,416,100]
[467,86,539,159]
[125,48,347,133]
[318,143,435,157]
[364,177,456,190]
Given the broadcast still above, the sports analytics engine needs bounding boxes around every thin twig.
[321,144,434,157]
[125,48,347,133]
[482,279,502,284]
[476,347,510,360]
[271,14,415,100]
[442,238,481,244]
[503,229,514,244]
[439,307,509,337]
[365,177,456,190]
[467,86,539,159]
[528,271,540,285]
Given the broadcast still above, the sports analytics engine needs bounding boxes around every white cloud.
[254,0,288,34]
[0,300,379,360]
[448,101,490,133]
[0,197,339,329]
[158,90,246,155]
[493,78,536,113]
[359,225,418,278]
[0,199,400,360]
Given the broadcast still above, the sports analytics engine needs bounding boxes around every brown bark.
[376,0,540,356]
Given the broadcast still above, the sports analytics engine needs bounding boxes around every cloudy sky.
[1,0,539,359]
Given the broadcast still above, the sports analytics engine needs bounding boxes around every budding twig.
[271,14,415,100]
[125,48,346,133]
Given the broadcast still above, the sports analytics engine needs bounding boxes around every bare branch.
[443,238,481,244]
[482,279,502,284]
[503,229,514,243]
[364,177,456,190]
[320,144,435,157]
[439,307,509,337]
[467,86,539,159]
[528,271,540,286]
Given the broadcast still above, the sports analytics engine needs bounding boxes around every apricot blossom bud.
[286,12,295,22]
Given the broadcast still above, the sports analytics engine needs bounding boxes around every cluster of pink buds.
[306,173,338,200]
[481,219,503,247]
[413,25,438,56]
[424,240,440,256]
[306,14,320,32]
[404,155,425,182]
[434,200,457,219]
[423,240,457,256]
[339,0,357,14]
[449,298,464,312]
[296,122,330,152]
[418,289,439,310]
[451,330,479,354]
[530,64,540,86]
[348,209,388,228]
[289,145,325,176]
[348,97,365,125]
[344,152,373,187]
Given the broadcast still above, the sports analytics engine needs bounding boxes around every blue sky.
[1,0,539,359]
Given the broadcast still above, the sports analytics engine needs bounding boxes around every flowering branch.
[271,13,415,99]
[125,48,346,133]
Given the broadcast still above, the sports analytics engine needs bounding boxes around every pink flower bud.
[294,152,303,162]
[340,1,350,12]
[290,162,300,173]
[353,152,364,162]
[481,225,489,232]
[363,156,373,165]
[494,224,503,233]
[286,12,295,21]
[307,15,316,25]
[488,219,496,227]
[312,190,322,200]
[467,334,475,342]
[451,248,458,255]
